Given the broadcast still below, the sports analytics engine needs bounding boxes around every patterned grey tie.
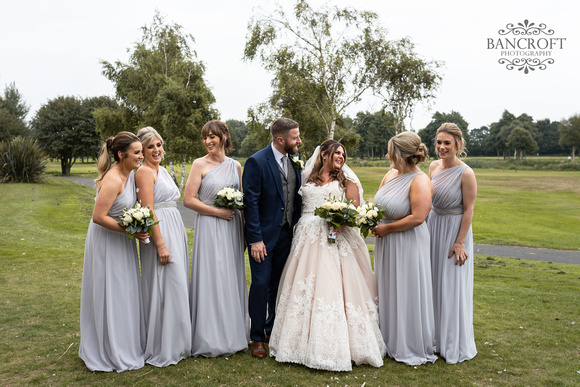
[280,155,287,177]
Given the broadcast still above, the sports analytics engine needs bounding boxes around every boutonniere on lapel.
[291,155,304,170]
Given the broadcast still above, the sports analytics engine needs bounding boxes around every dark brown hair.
[307,139,348,190]
[95,131,140,188]
[201,120,233,153]
[270,117,299,139]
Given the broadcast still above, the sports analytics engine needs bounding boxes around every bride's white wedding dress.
[269,180,386,371]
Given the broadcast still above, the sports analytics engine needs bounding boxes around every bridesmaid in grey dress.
[372,131,437,366]
[79,132,147,372]
[428,123,477,364]
[136,127,191,367]
[184,120,250,357]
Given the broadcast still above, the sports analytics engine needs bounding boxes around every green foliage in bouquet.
[118,201,159,240]
[214,186,245,210]
[314,195,358,229]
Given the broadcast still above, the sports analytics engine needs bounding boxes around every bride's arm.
[344,180,360,207]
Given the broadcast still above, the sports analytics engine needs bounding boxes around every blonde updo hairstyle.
[137,126,164,160]
[388,131,429,170]
[307,139,348,190]
[94,131,140,188]
[201,120,233,154]
[436,123,467,158]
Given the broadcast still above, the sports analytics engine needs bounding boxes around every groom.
[242,117,302,358]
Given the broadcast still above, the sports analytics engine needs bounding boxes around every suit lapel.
[265,146,285,201]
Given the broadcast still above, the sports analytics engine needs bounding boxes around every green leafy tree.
[240,104,281,157]
[468,126,494,156]
[499,114,538,148]
[0,108,28,142]
[100,11,217,187]
[244,0,387,140]
[0,82,30,141]
[1,82,29,122]
[226,119,249,157]
[559,114,580,162]
[368,38,442,134]
[418,111,469,157]
[506,126,537,159]
[536,119,562,155]
[31,96,107,175]
[487,110,516,158]
[352,110,396,158]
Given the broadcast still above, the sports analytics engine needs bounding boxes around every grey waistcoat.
[278,156,297,226]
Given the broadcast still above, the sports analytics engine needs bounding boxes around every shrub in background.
[0,136,46,183]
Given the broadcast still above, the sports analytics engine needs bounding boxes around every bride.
[269,139,386,371]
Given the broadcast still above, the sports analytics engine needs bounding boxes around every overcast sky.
[1,0,578,131]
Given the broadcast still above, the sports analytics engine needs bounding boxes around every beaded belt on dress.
[155,201,177,209]
[432,206,463,215]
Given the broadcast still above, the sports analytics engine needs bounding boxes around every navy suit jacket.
[242,145,302,252]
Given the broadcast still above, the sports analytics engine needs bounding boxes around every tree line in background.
[2,1,579,182]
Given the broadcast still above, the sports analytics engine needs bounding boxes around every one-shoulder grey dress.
[79,171,145,372]
[427,164,477,364]
[190,158,249,357]
[140,167,191,366]
[374,172,437,365]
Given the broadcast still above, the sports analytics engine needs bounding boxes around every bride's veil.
[301,145,364,205]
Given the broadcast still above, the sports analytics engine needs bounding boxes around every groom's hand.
[250,241,267,263]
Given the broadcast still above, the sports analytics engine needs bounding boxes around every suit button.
[278,224,282,227]
[281,208,284,211]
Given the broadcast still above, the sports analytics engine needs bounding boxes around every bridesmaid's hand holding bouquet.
[214,186,245,210]
[356,202,386,238]
[118,201,158,244]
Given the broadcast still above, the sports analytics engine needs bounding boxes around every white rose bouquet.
[118,201,159,244]
[314,195,358,243]
[356,202,386,238]
[214,186,245,210]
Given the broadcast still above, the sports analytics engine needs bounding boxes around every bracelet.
[157,245,166,250]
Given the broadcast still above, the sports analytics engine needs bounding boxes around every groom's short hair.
[271,118,299,139]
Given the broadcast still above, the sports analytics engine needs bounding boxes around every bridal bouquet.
[214,186,245,210]
[118,201,158,244]
[356,202,386,238]
[314,195,358,243]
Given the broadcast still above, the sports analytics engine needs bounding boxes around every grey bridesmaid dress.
[190,158,250,357]
[79,171,145,372]
[140,167,191,366]
[428,164,477,364]
[374,172,437,365]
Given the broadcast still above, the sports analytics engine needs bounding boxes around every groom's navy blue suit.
[243,145,302,343]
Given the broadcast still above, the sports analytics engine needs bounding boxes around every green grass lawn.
[1,176,579,385]
[46,159,580,250]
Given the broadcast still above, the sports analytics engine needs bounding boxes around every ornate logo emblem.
[487,20,566,74]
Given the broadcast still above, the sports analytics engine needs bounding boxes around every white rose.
[331,202,342,211]
[133,211,143,221]
[123,214,132,223]
[367,210,378,219]
[142,208,150,218]
[322,202,332,210]
[348,204,356,210]
[358,209,367,218]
